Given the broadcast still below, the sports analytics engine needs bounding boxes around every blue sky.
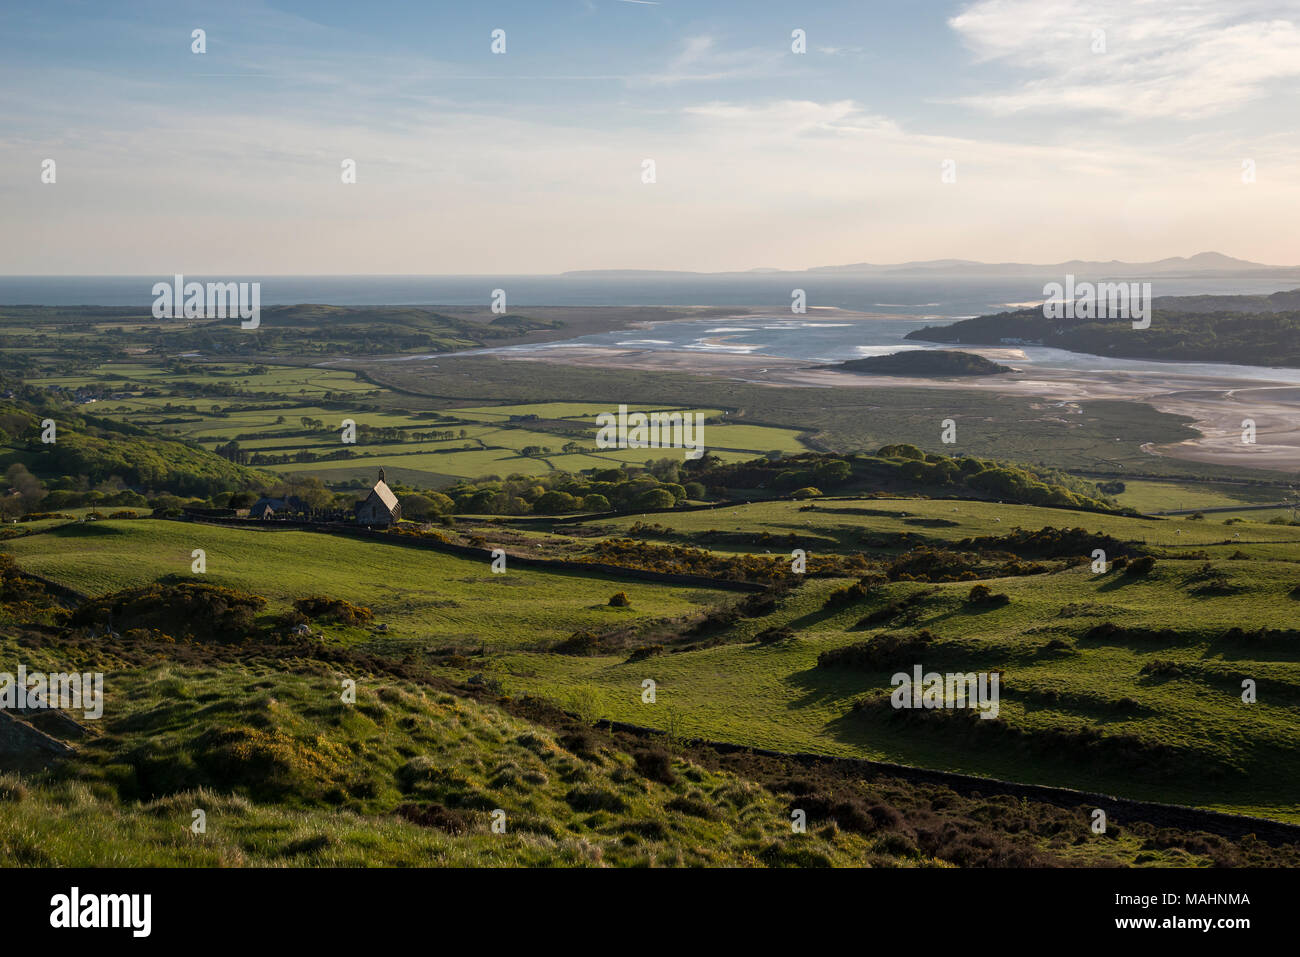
[3,0,1299,273]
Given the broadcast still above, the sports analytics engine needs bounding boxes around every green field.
[2,520,728,645]
[1113,479,1290,514]
[568,496,1300,554]
[24,359,811,485]
[482,561,1300,818]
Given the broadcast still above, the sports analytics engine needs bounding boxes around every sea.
[3,273,1298,314]
[6,273,1300,383]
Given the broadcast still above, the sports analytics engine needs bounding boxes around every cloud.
[639,34,786,85]
[949,0,1300,119]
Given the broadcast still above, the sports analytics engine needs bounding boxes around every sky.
[2,0,1299,274]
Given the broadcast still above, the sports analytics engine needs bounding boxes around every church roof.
[368,479,399,512]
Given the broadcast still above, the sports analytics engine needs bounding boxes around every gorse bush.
[70,582,267,643]
[966,584,1009,608]
[293,595,374,625]
[817,630,937,671]
[1124,556,1157,577]
[824,581,869,609]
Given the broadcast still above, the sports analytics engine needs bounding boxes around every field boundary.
[12,570,88,607]
[182,516,769,592]
[593,718,1300,845]
[529,491,1129,527]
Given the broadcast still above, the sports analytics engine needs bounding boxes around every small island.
[830,349,1014,377]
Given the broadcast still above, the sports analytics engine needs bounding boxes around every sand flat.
[490,341,1300,472]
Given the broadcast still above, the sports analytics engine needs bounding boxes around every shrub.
[554,629,601,655]
[632,748,677,785]
[824,582,868,609]
[71,583,267,643]
[818,630,936,670]
[293,595,374,625]
[559,729,600,760]
[608,591,631,607]
[877,444,926,461]
[1124,556,1156,577]
[966,583,1009,607]
[1139,658,1185,679]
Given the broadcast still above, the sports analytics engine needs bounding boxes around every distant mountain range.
[565,252,1298,279]
[804,252,1285,277]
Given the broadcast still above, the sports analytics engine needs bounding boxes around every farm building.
[356,470,401,527]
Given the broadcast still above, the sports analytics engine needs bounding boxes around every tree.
[636,488,676,510]
[425,491,455,515]
[4,463,46,513]
[401,493,437,521]
[813,459,851,486]
[534,490,578,514]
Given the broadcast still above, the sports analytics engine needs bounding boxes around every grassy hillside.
[446,498,1300,821]
[0,520,727,646]
[7,499,1298,824]
[0,656,886,867]
[0,400,270,497]
[559,496,1300,554]
[3,607,1291,867]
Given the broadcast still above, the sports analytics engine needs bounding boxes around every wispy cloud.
[639,34,786,85]
[949,0,1300,119]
